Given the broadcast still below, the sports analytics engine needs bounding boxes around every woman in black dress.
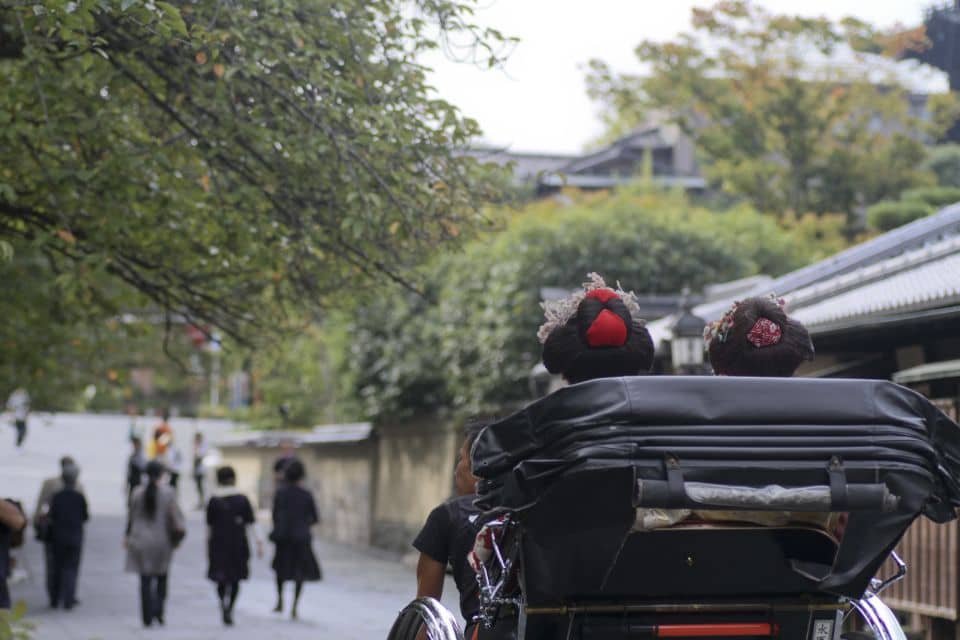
[207,466,260,626]
[270,459,321,619]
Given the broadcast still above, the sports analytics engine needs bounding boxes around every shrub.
[867,200,934,232]
[899,186,960,209]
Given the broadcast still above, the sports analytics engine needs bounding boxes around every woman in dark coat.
[207,466,260,626]
[270,459,321,619]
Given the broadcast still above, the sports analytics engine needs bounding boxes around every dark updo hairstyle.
[283,459,306,484]
[540,274,655,384]
[706,295,814,377]
[217,466,237,486]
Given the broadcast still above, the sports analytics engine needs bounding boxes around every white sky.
[423,0,940,154]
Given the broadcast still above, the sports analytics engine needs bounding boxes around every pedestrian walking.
[34,456,85,608]
[207,466,262,626]
[125,460,186,628]
[0,498,26,610]
[126,437,146,503]
[5,387,30,447]
[148,409,172,461]
[193,432,209,509]
[270,459,321,619]
[48,463,88,609]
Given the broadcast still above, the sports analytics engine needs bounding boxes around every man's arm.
[0,498,25,531]
[416,552,446,600]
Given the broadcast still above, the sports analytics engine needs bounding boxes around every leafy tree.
[922,145,960,187]
[0,0,511,402]
[585,1,953,226]
[335,185,844,421]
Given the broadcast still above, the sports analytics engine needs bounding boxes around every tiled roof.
[693,202,960,324]
[789,235,960,332]
[648,203,960,345]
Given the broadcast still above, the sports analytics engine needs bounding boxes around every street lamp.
[671,290,707,375]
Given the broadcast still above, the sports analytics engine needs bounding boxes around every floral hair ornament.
[537,272,643,345]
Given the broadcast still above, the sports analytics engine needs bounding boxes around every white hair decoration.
[537,272,643,344]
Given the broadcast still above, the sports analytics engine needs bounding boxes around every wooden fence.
[879,398,959,622]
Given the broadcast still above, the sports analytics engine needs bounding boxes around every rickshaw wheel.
[386,597,464,640]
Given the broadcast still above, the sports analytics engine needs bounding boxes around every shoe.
[291,608,298,620]
[155,615,165,626]
[272,603,282,613]
[224,610,233,626]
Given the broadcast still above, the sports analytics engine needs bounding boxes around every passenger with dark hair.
[125,460,185,627]
[207,466,261,626]
[704,294,814,377]
[413,419,495,640]
[702,295,839,531]
[270,459,321,619]
[539,273,655,384]
[48,463,88,610]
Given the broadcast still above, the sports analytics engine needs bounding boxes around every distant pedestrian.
[193,433,209,509]
[126,437,147,503]
[148,409,173,461]
[0,498,26,609]
[207,466,262,626]
[270,460,321,619]
[6,387,29,447]
[34,456,85,608]
[272,440,298,487]
[48,463,88,609]
[126,404,142,444]
[125,461,186,627]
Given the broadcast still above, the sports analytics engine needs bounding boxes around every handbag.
[165,502,186,548]
[34,514,51,543]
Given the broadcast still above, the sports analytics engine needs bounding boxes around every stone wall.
[216,415,461,552]
[371,417,460,551]
[308,442,375,547]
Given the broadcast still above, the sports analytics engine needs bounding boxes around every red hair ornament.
[746,317,782,348]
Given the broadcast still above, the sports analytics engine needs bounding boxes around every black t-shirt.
[413,494,481,621]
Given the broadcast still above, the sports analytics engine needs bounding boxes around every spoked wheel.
[386,597,464,640]
[849,593,907,640]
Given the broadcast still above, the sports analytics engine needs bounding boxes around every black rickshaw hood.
[471,377,960,599]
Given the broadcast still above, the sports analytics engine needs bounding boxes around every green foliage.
[239,325,339,429]
[0,0,512,403]
[899,186,960,208]
[866,200,934,232]
[585,1,950,225]
[0,600,34,640]
[921,145,960,188]
[335,186,845,420]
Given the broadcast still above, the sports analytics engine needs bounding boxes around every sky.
[423,0,939,154]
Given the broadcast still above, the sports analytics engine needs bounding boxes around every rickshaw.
[387,377,960,640]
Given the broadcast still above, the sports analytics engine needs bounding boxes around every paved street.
[0,412,460,639]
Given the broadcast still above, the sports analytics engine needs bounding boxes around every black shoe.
[224,610,234,626]
[272,602,282,613]
[155,614,165,626]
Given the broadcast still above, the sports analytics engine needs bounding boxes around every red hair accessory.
[585,288,619,303]
[586,309,628,347]
[747,317,782,348]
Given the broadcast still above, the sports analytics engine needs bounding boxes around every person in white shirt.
[6,387,30,447]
